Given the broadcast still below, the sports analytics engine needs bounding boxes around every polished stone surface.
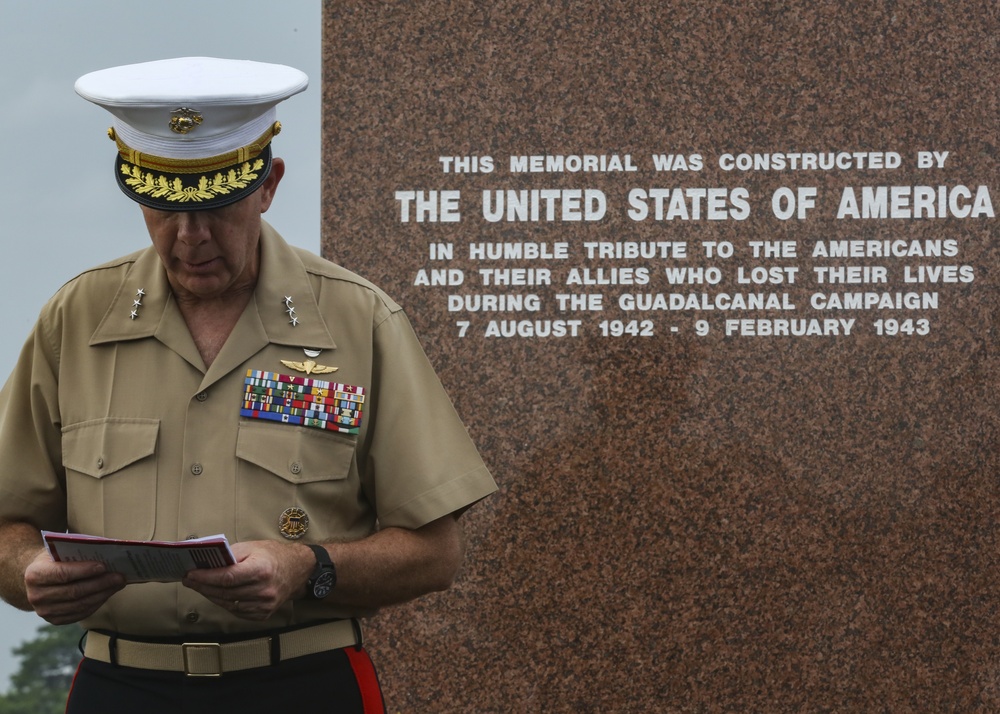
[321,2,998,710]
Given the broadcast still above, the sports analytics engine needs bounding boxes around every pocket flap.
[236,421,355,484]
[62,418,160,478]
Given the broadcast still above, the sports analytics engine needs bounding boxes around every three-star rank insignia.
[129,288,146,320]
[279,507,310,539]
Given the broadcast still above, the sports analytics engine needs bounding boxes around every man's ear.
[259,157,285,213]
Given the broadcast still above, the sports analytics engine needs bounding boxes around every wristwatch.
[305,544,337,599]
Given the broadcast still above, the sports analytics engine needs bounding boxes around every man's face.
[140,159,283,303]
[141,193,264,303]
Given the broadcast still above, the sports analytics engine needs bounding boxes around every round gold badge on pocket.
[278,507,310,539]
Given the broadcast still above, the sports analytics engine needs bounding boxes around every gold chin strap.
[109,122,282,174]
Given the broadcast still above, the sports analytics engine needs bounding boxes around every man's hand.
[182,516,466,619]
[181,540,313,621]
[24,550,127,625]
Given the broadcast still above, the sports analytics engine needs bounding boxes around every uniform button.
[191,463,204,475]
[196,391,209,402]
[96,458,105,469]
[186,612,200,623]
[290,462,302,475]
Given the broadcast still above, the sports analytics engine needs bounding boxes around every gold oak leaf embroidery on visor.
[119,159,264,203]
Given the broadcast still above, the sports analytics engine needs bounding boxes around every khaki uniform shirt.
[0,222,496,636]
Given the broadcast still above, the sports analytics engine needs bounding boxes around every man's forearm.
[324,514,466,609]
[0,520,45,611]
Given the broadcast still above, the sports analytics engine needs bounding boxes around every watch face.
[313,571,335,599]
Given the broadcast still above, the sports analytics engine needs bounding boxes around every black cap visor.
[115,144,272,211]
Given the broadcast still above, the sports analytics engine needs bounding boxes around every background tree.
[0,625,80,714]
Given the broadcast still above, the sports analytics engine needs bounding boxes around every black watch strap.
[305,544,337,600]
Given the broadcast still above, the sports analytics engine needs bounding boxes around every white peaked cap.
[75,57,309,210]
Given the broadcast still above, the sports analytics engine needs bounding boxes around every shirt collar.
[90,220,336,353]
[254,221,336,352]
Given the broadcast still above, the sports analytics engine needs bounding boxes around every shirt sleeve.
[362,310,496,530]
[0,316,68,531]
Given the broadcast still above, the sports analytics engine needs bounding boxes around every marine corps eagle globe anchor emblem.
[169,107,203,134]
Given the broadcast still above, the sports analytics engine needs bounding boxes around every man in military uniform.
[0,57,496,713]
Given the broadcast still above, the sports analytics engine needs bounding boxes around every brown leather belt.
[84,619,361,677]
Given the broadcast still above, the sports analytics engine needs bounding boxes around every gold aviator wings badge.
[280,359,339,375]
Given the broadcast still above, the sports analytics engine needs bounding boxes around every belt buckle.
[182,642,223,677]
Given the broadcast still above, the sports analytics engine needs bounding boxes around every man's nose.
[175,211,211,245]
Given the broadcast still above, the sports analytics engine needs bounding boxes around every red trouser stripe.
[65,659,84,714]
[344,646,385,714]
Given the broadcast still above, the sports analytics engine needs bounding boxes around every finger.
[26,559,111,588]
[181,576,255,605]
[230,600,270,622]
[33,579,126,625]
[198,592,273,622]
[29,571,126,606]
[183,561,256,589]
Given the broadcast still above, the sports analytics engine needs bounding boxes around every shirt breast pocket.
[61,418,160,540]
[234,421,360,542]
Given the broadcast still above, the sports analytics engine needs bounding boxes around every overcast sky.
[0,0,321,690]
